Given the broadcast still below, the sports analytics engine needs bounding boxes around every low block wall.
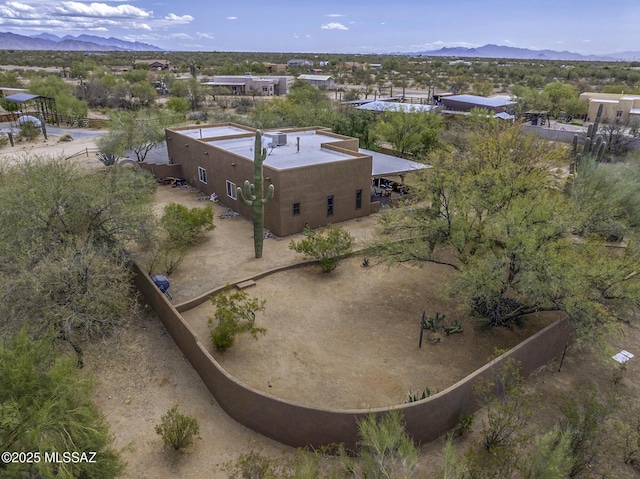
[133,261,572,448]
[140,162,184,179]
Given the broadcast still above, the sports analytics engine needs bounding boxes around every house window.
[292,202,301,216]
[355,189,362,210]
[616,110,623,118]
[198,166,207,184]
[226,180,237,199]
[327,195,334,216]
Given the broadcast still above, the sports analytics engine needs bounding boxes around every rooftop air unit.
[264,132,287,146]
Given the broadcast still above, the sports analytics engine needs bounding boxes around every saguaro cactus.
[572,102,606,174]
[237,130,275,258]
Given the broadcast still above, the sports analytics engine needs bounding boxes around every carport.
[3,93,58,128]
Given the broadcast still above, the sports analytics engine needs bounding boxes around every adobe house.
[580,92,640,124]
[165,123,428,237]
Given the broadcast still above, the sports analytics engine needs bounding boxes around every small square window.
[616,110,623,117]
[327,195,334,216]
[292,202,301,216]
[226,180,237,199]
[198,166,207,184]
[355,189,362,210]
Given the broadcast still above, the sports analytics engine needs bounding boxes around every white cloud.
[503,39,514,45]
[6,2,34,12]
[349,21,356,25]
[169,32,192,40]
[305,34,311,38]
[293,32,299,39]
[132,22,151,31]
[164,13,193,23]
[226,16,237,20]
[325,13,343,17]
[196,32,214,39]
[55,2,151,19]
[321,22,348,30]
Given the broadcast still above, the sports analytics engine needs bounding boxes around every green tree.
[98,109,171,162]
[209,288,267,352]
[333,108,379,150]
[152,202,215,275]
[131,80,157,107]
[289,225,355,273]
[375,120,640,340]
[0,329,124,478]
[543,81,579,117]
[155,404,200,451]
[0,159,156,364]
[166,96,190,114]
[375,111,443,159]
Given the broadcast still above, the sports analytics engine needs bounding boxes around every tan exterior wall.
[581,92,640,123]
[133,260,574,449]
[166,125,373,237]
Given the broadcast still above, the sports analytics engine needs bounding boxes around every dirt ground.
[4,137,640,478]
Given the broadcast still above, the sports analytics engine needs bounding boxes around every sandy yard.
[3,133,640,479]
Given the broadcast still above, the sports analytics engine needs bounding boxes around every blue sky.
[0,0,638,54]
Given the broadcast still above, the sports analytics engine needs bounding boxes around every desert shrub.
[289,224,355,273]
[225,450,281,479]
[160,202,214,248]
[559,381,617,477]
[474,358,536,452]
[152,202,215,275]
[339,410,419,479]
[17,120,41,141]
[58,133,73,142]
[0,132,9,147]
[209,288,266,352]
[166,97,190,115]
[154,404,200,451]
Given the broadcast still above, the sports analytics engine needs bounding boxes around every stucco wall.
[133,261,573,449]
[165,126,373,237]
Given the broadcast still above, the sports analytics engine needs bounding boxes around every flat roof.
[356,101,434,113]
[203,81,246,86]
[178,125,253,139]
[443,94,515,107]
[4,93,42,103]
[298,74,333,81]
[630,108,640,115]
[209,130,359,171]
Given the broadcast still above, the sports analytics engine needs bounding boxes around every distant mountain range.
[409,44,640,62]
[0,32,162,51]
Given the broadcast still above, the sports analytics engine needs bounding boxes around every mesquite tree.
[237,130,275,258]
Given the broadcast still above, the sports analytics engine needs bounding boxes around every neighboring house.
[579,92,640,124]
[134,59,171,71]
[369,63,383,71]
[440,94,515,113]
[308,69,324,75]
[203,74,294,96]
[297,74,335,90]
[165,123,428,236]
[287,59,313,68]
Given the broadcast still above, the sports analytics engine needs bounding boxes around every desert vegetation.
[1,49,640,478]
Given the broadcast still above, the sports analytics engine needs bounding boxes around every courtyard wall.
[133,261,573,448]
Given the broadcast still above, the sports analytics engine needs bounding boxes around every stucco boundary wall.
[132,260,573,449]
